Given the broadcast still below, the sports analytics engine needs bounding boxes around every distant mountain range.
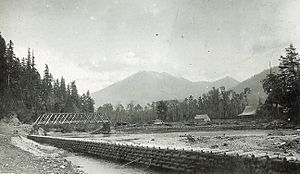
[92,71,239,107]
[92,68,278,107]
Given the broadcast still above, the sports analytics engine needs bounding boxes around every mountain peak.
[211,76,240,89]
[92,70,242,107]
[129,71,188,82]
[135,70,159,75]
[135,70,174,77]
[217,76,239,82]
[131,71,166,77]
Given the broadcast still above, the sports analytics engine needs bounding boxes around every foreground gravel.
[0,123,85,174]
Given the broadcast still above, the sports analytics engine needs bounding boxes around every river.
[66,154,167,174]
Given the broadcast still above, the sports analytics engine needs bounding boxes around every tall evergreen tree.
[0,33,7,95]
[65,84,73,112]
[262,44,300,122]
[70,81,81,112]
[41,64,53,111]
[59,77,67,111]
[85,90,94,112]
[156,100,168,121]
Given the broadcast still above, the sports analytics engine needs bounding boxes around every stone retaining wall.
[27,135,300,173]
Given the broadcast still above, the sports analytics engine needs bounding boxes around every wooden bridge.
[33,113,111,133]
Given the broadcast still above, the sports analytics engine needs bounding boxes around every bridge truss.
[33,113,111,133]
[33,113,109,126]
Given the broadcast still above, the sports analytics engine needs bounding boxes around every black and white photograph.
[0,0,300,173]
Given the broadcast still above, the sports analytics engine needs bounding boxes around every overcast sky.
[1,0,300,93]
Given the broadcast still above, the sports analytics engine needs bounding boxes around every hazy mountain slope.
[231,67,279,106]
[192,76,239,95]
[92,71,239,107]
[211,76,240,90]
[92,71,196,106]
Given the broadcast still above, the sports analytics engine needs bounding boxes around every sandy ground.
[0,122,85,174]
[53,129,300,161]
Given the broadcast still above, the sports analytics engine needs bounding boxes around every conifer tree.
[59,77,67,111]
[70,81,80,111]
[86,90,94,112]
[156,100,168,121]
[262,44,300,122]
[0,33,7,94]
[41,64,53,111]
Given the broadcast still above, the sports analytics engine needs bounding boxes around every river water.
[66,154,166,174]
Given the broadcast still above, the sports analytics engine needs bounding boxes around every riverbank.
[28,134,300,173]
[51,129,300,161]
[0,122,85,174]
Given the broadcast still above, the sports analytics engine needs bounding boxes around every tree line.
[97,86,250,123]
[0,33,94,123]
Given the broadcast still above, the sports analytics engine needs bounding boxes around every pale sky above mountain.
[1,0,300,93]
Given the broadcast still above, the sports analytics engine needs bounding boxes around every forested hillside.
[0,33,94,123]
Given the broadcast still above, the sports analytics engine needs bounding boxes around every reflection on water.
[66,154,166,174]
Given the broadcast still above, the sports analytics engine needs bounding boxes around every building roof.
[238,106,257,116]
[194,114,210,120]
